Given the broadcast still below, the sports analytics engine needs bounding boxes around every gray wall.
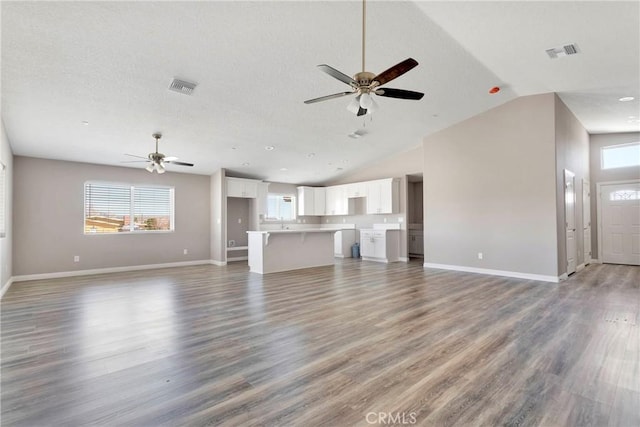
[554,95,590,274]
[13,157,210,276]
[423,93,559,277]
[227,197,250,247]
[1,121,13,292]
[210,169,226,263]
[589,132,640,259]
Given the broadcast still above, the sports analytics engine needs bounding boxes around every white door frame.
[596,179,640,264]
[564,170,577,275]
[582,178,591,266]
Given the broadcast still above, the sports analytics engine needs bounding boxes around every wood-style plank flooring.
[1,260,639,426]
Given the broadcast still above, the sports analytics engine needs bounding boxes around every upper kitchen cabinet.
[345,181,367,199]
[226,177,259,198]
[325,185,348,216]
[366,178,399,214]
[297,186,326,216]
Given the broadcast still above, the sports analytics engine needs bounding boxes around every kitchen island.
[247,229,338,274]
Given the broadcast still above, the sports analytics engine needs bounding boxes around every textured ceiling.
[2,1,638,184]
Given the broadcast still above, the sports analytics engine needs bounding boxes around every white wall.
[423,93,559,278]
[589,132,640,259]
[0,120,14,296]
[13,157,210,276]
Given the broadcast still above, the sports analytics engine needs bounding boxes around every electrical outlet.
[73,255,80,262]
[183,249,188,255]
[238,218,242,224]
[383,218,387,223]
[478,252,483,260]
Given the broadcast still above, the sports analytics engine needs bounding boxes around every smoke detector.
[348,129,368,139]
[168,78,197,95]
[546,43,580,59]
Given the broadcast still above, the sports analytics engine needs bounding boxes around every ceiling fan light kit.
[123,133,194,174]
[304,0,424,116]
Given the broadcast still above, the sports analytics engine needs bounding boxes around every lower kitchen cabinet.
[360,229,400,263]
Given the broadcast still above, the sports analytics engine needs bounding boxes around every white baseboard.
[590,258,602,264]
[0,276,14,299]
[12,260,213,282]
[576,263,586,272]
[558,273,569,281]
[226,256,248,262]
[210,260,227,266]
[423,262,560,283]
[399,257,409,263]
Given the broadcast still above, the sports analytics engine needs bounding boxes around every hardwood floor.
[1,260,638,426]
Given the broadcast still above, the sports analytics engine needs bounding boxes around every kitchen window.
[265,194,296,221]
[84,182,174,234]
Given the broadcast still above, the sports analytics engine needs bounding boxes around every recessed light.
[231,146,238,150]
[342,160,349,164]
[280,168,288,171]
[81,121,89,125]
[265,146,275,151]
[336,167,344,171]
[628,119,640,123]
[307,153,316,158]
[619,96,635,102]
[242,162,250,166]
[628,116,637,119]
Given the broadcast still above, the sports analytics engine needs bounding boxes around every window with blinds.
[265,194,296,221]
[84,182,174,234]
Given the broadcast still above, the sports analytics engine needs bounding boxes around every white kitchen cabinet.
[297,186,326,216]
[408,230,424,256]
[345,182,367,199]
[366,178,399,214]
[227,177,259,198]
[360,229,400,262]
[325,185,348,216]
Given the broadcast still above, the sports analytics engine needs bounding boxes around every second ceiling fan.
[304,0,424,116]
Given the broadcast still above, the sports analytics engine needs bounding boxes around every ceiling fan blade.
[304,91,355,104]
[317,64,358,87]
[357,107,367,117]
[166,160,194,167]
[375,88,424,100]
[124,153,149,160]
[121,160,150,163]
[372,58,419,87]
[163,156,178,161]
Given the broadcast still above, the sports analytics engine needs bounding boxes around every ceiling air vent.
[168,78,197,95]
[546,43,580,59]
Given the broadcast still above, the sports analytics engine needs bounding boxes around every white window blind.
[84,182,174,234]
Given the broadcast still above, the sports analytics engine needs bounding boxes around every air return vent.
[168,78,197,95]
[546,43,580,59]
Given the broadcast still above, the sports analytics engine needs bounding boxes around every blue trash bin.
[351,242,360,259]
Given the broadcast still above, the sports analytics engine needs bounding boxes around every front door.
[600,182,640,265]
[565,170,577,275]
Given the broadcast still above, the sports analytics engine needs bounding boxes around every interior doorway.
[407,174,424,259]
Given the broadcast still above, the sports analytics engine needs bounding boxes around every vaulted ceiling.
[2,1,638,184]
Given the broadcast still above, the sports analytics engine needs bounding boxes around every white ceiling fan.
[123,133,194,174]
[304,0,424,116]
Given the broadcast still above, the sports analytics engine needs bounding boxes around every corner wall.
[0,121,14,296]
[423,93,559,279]
[13,157,211,276]
[554,95,590,274]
